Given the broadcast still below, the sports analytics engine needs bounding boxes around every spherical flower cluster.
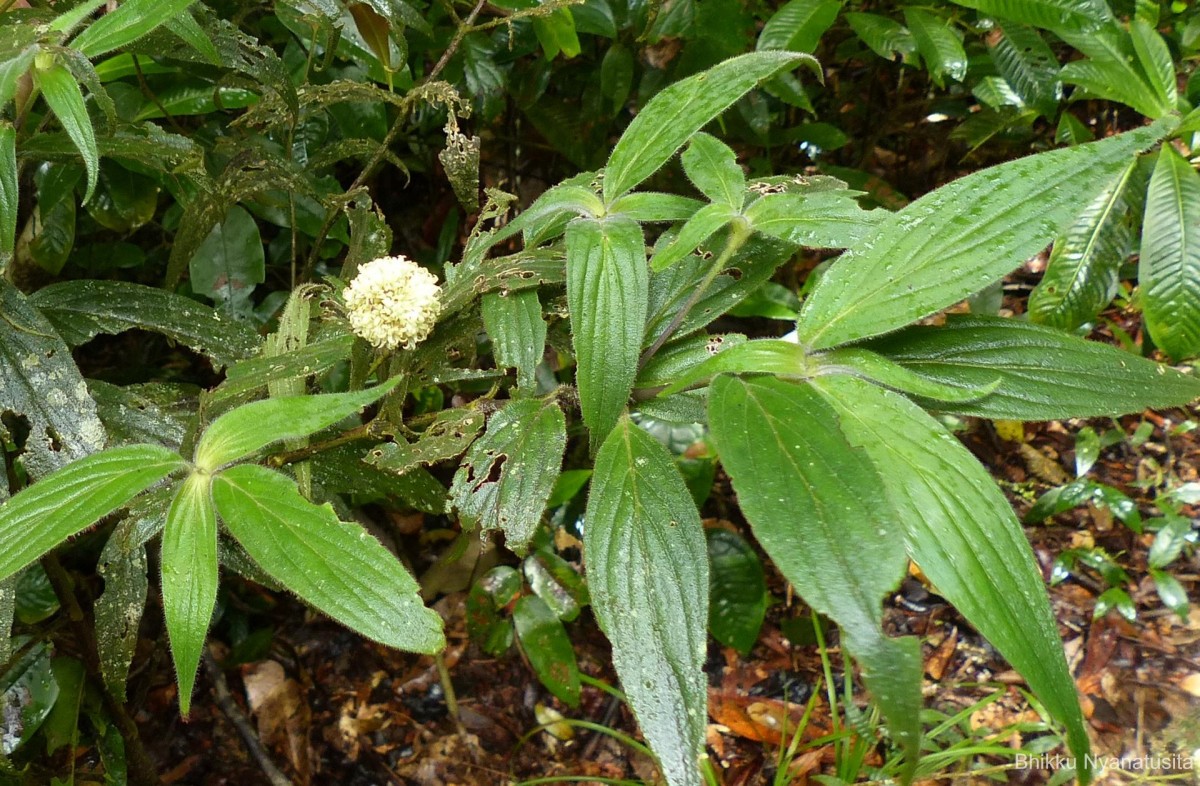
[343,255,442,351]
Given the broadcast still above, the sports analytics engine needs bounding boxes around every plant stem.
[42,553,163,786]
[638,222,751,369]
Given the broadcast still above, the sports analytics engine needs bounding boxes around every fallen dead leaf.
[244,660,313,784]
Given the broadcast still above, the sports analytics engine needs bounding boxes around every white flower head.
[343,255,442,351]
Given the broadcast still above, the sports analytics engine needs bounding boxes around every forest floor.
[128,280,1200,786]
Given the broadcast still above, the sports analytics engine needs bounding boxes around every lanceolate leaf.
[585,419,708,786]
[1028,161,1134,330]
[796,120,1173,349]
[811,375,1092,780]
[32,62,98,202]
[566,215,647,449]
[757,0,844,54]
[193,377,399,472]
[0,124,15,265]
[743,191,885,249]
[1140,144,1200,361]
[0,47,35,109]
[30,280,260,370]
[160,473,216,717]
[649,203,736,272]
[904,9,967,87]
[1058,28,1169,119]
[708,376,921,777]
[947,0,1112,33]
[680,132,744,208]
[990,25,1061,118]
[513,595,580,707]
[1129,18,1176,113]
[602,51,817,202]
[482,290,546,393]
[815,347,1000,402]
[212,464,444,654]
[0,445,184,583]
[865,316,1200,418]
[0,278,106,480]
[450,399,566,554]
[70,0,199,59]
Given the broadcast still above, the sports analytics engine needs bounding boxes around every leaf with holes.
[450,399,566,554]
[31,280,259,371]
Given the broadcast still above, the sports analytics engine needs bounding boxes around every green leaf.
[810,374,1092,781]
[603,51,818,202]
[450,399,566,554]
[466,566,520,656]
[743,191,885,250]
[25,197,76,276]
[648,203,736,272]
[194,378,399,472]
[188,205,265,312]
[70,0,199,58]
[706,529,767,655]
[0,278,106,479]
[845,12,917,61]
[0,642,58,755]
[680,133,745,208]
[212,464,444,653]
[366,409,485,474]
[133,84,259,121]
[990,24,1061,118]
[904,9,967,87]
[796,119,1173,349]
[160,472,216,717]
[1074,426,1101,476]
[757,0,843,54]
[532,9,581,60]
[209,336,353,407]
[567,215,647,448]
[162,11,222,64]
[609,192,705,223]
[1028,161,1134,330]
[513,595,581,706]
[1129,18,1176,112]
[0,47,35,109]
[659,339,812,396]
[32,62,98,202]
[816,347,1001,402]
[866,316,1200,418]
[95,514,155,700]
[30,280,260,371]
[708,376,921,777]
[0,445,184,583]
[585,418,708,786]
[946,0,1111,33]
[0,124,15,266]
[1058,28,1170,119]
[1150,569,1189,618]
[1139,144,1200,360]
[482,290,546,392]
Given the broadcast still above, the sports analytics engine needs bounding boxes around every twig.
[201,649,295,786]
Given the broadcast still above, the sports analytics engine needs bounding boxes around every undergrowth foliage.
[2,1,1200,784]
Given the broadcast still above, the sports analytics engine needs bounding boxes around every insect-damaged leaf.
[0,279,106,480]
[450,399,566,554]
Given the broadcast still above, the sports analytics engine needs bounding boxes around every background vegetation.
[1,0,1199,784]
